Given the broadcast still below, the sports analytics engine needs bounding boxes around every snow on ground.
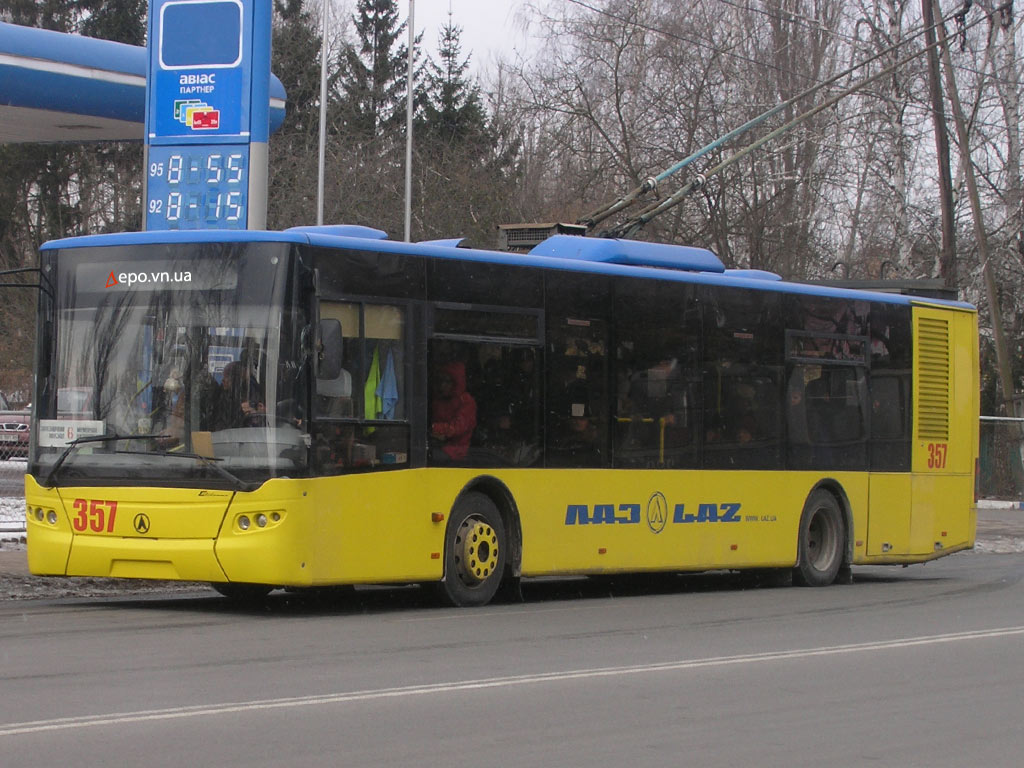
[1,460,27,548]
[1,460,26,524]
[0,495,23,523]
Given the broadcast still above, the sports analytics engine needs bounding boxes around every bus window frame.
[426,301,545,467]
[784,329,870,366]
[311,293,416,474]
[428,301,544,346]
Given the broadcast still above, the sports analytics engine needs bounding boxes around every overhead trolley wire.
[579,0,1007,236]
[562,0,849,91]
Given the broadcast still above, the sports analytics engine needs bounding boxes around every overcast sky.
[401,0,536,75]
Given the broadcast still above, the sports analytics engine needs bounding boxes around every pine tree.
[76,0,146,45]
[420,18,487,149]
[0,0,77,31]
[267,0,324,226]
[272,0,323,138]
[334,0,418,138]
[0,0,145,399]
[410,16,521,246]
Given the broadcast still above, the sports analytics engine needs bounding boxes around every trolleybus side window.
[867,302,912,471]
[701,287,784,470]
[427,305,543,467]
[545,273,610,468]
[613,280,700,469]
[313,300,409,473]
[784,295,870,470]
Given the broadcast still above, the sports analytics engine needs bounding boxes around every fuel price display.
[146,145,249,230]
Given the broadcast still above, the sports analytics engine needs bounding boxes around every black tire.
[793,489,846,587]
[211,582,274,602]
[440,491,506,607]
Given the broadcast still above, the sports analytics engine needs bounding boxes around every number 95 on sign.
[148,152,245,185]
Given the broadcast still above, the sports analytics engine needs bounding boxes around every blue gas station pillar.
[143,0,272,230]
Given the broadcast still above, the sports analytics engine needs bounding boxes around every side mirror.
[318,319,343,380]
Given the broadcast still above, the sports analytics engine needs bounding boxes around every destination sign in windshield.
[74,261,239,293]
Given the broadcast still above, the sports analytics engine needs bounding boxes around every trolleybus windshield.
[32,243,309,488]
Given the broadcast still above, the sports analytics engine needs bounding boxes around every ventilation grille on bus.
[916,316,950,440]
[497,223,588,252]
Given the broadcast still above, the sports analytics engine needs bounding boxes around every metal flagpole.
[317,0,330,225]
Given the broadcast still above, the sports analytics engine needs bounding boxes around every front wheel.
[211,582,273,602]
[440,492,506,607]
[794,489,846,587]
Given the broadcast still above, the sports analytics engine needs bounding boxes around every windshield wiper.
[147,449,258,492]
[45,433,169,488]
[44,432,257,492]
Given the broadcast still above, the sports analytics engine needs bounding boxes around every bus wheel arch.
[439,479,520,607]
[793,482,849,587]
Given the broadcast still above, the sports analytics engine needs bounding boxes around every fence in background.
[979,416,1024,502]
[0,457,24,495]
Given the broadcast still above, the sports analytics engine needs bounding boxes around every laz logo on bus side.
[565,496,762,534]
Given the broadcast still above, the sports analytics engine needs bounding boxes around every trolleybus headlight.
[238,516,251,531]
[47,510,58,525]
[272,512,281,522]
[256,514,268,528]
[35,509,44,522]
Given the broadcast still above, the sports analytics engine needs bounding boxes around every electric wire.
[584,1,1009,236]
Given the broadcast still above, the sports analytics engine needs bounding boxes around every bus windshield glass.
[32,242,309,488]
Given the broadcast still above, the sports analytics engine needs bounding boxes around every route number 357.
[926,443,948,469]
[72,499,118,533]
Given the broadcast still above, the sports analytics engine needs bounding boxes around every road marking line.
[3,625,1023,737]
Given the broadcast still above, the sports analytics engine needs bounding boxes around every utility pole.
[932,0,1024,491]
[922,0,958,290]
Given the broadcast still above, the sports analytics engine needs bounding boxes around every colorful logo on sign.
[174,99,221,130]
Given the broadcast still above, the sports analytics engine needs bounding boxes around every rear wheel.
[440,492,506,607]
[794,489,845,587]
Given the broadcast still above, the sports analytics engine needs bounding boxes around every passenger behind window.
[217,360,265,428]
[431,361,477,462]
[786,371,813,468]
[477,358,511,447]
[548,377,601,467]
[477,351,540,464]
[803,373,835,466]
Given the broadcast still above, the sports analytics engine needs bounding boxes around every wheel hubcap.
[807,507,839,571]
[454,517,499,586]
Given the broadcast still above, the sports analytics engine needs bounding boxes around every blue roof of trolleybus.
[40,228,975,310]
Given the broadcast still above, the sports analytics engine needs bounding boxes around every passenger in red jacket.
[431,361,477,461]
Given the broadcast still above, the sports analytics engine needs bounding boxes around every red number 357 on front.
[71,499,118,533]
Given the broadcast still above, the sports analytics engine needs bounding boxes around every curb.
[977,500,1024,511]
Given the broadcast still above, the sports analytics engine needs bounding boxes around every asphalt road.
[1,553,1022,767]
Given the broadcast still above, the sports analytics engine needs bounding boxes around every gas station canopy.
[0,21,285,144]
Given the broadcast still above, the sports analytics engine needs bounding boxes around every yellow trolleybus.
[23,226,978,605]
